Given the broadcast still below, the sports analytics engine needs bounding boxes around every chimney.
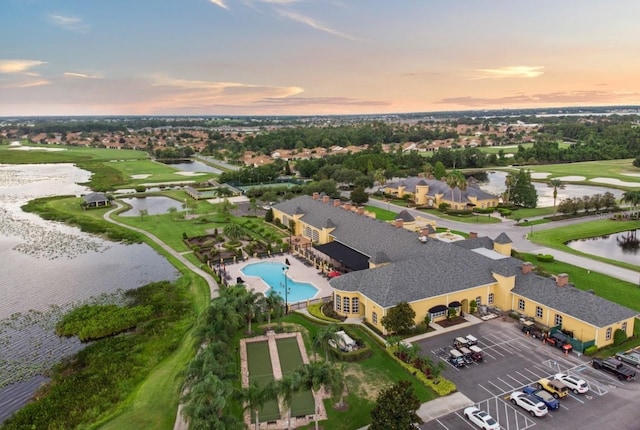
[420,227,430,237]
[344,202,352,211]
[469,232,478,239]
[556,273,569,287]
[395,219,404,228]
[322,195,330,204]
[521,262,533,274]
[357,207,364,215]
[333,199,341,207]
[312,192,319,200]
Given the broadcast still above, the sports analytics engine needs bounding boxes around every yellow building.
[384,176,499,210]
[272,195,637,349]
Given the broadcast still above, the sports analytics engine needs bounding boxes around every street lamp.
[282,267,290,314]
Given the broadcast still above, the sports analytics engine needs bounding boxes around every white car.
[463,406,500,430]
[509,391,548,417]
[554,373,589,394]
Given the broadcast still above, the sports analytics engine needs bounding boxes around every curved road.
[367,198,639,285]
[103,202,219,298]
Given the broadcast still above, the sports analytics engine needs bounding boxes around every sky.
[2,0,640,116]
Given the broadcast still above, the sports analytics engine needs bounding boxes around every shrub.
[438,202,450,211]
[536,253,555,262]
[472,207,494,214]
[613,328,628,346]
[135,185,146,193]
[584,345,598,356]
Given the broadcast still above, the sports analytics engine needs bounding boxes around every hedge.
[389,351,457,396]
[536,253,555,262]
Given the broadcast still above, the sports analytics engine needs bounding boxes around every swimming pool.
[240,262,318,303]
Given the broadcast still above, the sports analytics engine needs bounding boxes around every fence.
[288,295,332,311]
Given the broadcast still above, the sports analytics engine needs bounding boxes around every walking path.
[103,202,220,298]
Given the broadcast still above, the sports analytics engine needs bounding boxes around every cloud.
[278,10,356,40]
[436,90,640,107]
[63,72,102,79]
[0,59,46,74]
[208,0,228,9]
[256,96,389,107]
[470,66,544,80]
[48,14,89,32]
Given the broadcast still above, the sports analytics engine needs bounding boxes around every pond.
[162,159,222,174]
[0,163,179,423]
[119,196,184,216]
[474,171,624,208]
[566,229,640,266]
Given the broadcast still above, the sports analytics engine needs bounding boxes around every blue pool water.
[241,262,319,302]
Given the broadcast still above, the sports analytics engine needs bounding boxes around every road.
[366,198,639,285]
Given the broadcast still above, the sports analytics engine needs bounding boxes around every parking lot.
[413,319,639,430]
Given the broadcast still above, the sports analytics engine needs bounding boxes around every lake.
[567,229,640,266]
[475,171,624,207]
[0,164,179,422]
[163,159,223,174]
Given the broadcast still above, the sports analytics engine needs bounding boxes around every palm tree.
[228,286,266,335]
[622,190,640,211]
[445,170,465,209]
[181,373,234,427]
[223,223,244,243]
[374,168,387,193]
[264,289,284,325]
[240,381,277,430]
[456,173,468,210]
[313,324,340,361]
[278,372,303,429]
[296,361,343,430]
[547,178,565,216]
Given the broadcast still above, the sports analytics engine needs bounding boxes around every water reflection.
[473,171,624,207]
[0,164,179,422]
[120,196,183,216]
[162,159,222,174]
[567,229,640,265]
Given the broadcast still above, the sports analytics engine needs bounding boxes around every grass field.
[107,159,216,188]
[247,341,280,421]
[276,337,316,417]
[503,159,640,185]
[364,205,398,220]
[529,219,640,272]
[0,143,149,163]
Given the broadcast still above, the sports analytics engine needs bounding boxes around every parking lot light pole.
[282,267,289,314]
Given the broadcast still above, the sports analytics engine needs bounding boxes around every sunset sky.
[2,0,640,116]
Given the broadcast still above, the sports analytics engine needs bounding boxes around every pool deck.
[226,255,334,303]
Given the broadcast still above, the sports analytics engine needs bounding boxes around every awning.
[449,301,462,307]
[314,241,370,271]
[328,270,341,278]
[429,305,448,313]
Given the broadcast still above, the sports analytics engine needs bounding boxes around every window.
[606,327,612,341]
[282,215,289,226]
[622,321,628,333]
[554,314,563,326]
[304,226,312,238]
[351,297,359,313]
[372,312,378,324]
[488,293,494,305]
[312,229,320,242]
[518,299,525,311]
[536,306,543,319]
[430,309,447,320]
[343,296,350,313]
[335,295,341,311]
[475,296,481,306]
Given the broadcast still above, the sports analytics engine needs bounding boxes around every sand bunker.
[175,171,205,176]
[131,174,151,179]
[590,177,640,187]
[530,172,551,179]
[555,176,586,181]
[622,172,640,178]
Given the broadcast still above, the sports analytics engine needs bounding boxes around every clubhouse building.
[272,194,637,349]
[383,176,499,210]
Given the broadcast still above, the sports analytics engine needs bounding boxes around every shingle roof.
[386,176,498,202]
[494,232,512,244]
[82,192,108,203]
[396,210,415,222]
[512,273,638,327]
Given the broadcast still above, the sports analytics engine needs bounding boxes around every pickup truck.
[615,350,640,369]
[592,357,636,381]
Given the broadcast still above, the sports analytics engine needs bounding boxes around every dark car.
[523,386,560,410]
[546,332,573,353]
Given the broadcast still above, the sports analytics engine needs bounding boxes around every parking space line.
[497,376,517,391]
[523,367,547,380]
[488,380,508,394]
[435,418,450,429]
[478,383,497,397]
[515,370,535,383]
[506,373,527,387]
[454,411,479,429]
[440,357,461,372]
[560,403,570,411]
[568,393,585,404]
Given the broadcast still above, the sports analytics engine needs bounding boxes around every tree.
[511,169,538,208]
[547,178,565,216]
[433,161,446,180]
[369,380,422,430]
[374,168,387,193]
[139,209,148,220]
[381,302,416,334]
[223,223,244,243]
[350,186,369,204]
[278,373,302,430]
[264,290,284,325]
[504,172,516,204]
[313,323,340,361]
[217,198,237,221]
[622,190,640,210]
[249,198,259,214]
[445,170,465,209]
[296,361,343,430]
[239,381,277,430]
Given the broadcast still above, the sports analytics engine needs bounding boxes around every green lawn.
[0,143,149,163]
[108,159,216,188]
[508,206,555,220]
[521,253,640,313]
[502,159,640,185]
[364,205,398,221]
[529,219,640,272]
[417,208,502,224]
